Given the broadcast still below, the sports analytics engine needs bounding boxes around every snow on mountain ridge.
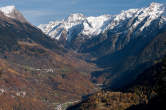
[0,5,17,18]
[38,14,112,40]
[139,2,165,31]
[66,13,85,22]
[0,5,28,23]
[64,13,85,31]
[38,2,166,41]
[83,15,112,36]
[106,2,166,32]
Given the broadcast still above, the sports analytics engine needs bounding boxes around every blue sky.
[0,0,165,25]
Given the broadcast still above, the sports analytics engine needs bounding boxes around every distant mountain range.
[39,2,166,88]
[38,2,166,47]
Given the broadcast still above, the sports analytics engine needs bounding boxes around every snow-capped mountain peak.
[147,2,165,15]
[38,2,166,42]
[82,15,112,36]
[0,5,17,18]
[38,13,112,40]
[149,2,163,9]
[66,13,85,22]
[0,5,28,23]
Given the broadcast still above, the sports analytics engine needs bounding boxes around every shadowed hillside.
[67,55,166,110]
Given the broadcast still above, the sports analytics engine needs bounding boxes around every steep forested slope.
[67,55,166,110]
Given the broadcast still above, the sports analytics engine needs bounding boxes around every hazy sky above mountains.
[0,0,165,25]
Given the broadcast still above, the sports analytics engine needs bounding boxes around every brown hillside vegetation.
[0,14,98,109]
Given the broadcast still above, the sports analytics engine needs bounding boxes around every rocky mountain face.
[39,2,166,88]
[0,6,98,110]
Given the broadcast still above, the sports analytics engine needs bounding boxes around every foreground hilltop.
[0,5,98,110]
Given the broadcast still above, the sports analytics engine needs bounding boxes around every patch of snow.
[82,15,112,37]
[0,5,16,18]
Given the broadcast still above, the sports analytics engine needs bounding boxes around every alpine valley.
[0,2,165,110]
[39,2,166,88]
